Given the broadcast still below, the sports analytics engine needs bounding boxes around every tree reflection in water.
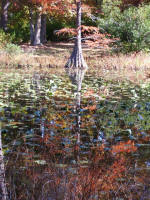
[66,67,87,148]
[0,122,8,200]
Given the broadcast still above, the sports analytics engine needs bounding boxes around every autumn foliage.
[111,140,137,154]
[56,25,118,48]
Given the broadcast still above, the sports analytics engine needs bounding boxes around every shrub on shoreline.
[98,1,150,52]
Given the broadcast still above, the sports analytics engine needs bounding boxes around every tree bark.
[65,1,88,69]
[33,12,42,45]
[0,0,10,31]
[29,7,47,46]
[40,14,47,44]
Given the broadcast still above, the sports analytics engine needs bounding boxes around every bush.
[8,8,30,43]
[4,43,22,55]
[47,16,76,41]
[98,0,150,52]
[0,30,22,55]
[47,12,96,41]
[0,30,12,48]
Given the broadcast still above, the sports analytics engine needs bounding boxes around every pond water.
[0,67,150,200]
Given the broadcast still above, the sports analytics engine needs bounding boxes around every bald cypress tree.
[65,1,88,69]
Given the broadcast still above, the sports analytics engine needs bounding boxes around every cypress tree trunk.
[65,1,88,69]
[33,12,42,46]
[40,14,47,44]
[0,0,10,31]
[0,122,8,200]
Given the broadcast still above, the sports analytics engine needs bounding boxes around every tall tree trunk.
[29,9,47,45]
[29,9,35,45]
[0,0,10,31]
[40,14,47,44]
[33,12,41,46]
[65,1,88,69]
[0,122,8,200]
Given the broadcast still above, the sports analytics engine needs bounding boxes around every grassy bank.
[0,42,150,84]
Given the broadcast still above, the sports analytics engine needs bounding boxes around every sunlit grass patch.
[87,52,150,83]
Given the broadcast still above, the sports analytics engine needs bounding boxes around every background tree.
[31,7,43,45]
[0,0,10,31]
[29,0,70,45]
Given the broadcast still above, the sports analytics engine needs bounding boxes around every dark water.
[0,69,150,200]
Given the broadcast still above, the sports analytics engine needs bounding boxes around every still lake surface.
[0,68,150,200]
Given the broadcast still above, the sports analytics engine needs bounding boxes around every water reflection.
[66,68,87,166]
[66,67,87,143]
[0,122,8,200]
[0,69,150,199]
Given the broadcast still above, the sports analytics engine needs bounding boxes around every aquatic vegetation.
[0,69,150,199]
